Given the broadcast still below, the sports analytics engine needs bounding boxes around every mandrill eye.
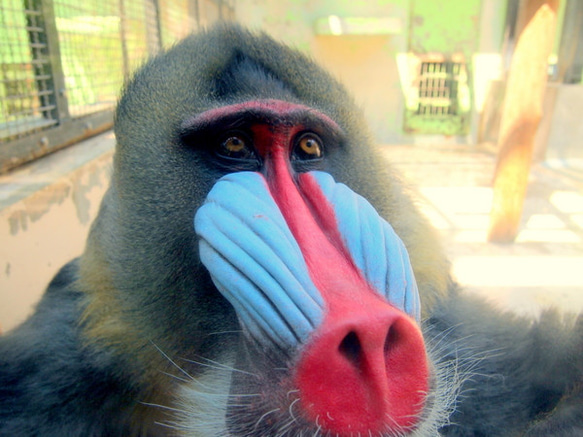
[218,132,256,161]
[293,132,323,161]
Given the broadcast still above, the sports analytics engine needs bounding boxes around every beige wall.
[235,0,508,144]
[312,35,406,142]
[536,84,583,161]
[235,0,410,143]
[0,133,114,333]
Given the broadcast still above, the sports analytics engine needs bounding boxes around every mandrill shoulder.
[0,260,145,436]
[426,290,583,436]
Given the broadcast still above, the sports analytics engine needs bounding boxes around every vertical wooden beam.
[487,0,559,243]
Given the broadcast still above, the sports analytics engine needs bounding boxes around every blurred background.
[1,0,582,332]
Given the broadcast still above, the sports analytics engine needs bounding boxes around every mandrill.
[0,24,581,437]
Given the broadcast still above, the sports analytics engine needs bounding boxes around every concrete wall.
[0,133,114,332]
[235,0,507,144]
[538,84,583,161]
[236,0,411,143]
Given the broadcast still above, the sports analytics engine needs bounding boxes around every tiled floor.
[382,144,583,317]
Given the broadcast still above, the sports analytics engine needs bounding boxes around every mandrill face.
[189,100,429,435]
[100,26,456,436]
[83,24,454,437]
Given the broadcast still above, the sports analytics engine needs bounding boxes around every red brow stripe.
[182,99,341,132]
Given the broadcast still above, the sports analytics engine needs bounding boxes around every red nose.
[294,294,428,436]
[250,114,429,433]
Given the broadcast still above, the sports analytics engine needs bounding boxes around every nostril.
[383,325,400,356]
[338,331,362,369]
[295,307,429,436]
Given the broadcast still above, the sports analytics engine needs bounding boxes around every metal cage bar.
[0,0,233,173]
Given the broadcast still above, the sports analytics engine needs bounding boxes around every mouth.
[167,322,463,437]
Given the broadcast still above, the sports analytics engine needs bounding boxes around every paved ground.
[381,144,583,317]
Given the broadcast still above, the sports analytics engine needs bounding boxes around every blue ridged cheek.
[307,171,421,321]
[194,172,324,349]
[194,171,421,349]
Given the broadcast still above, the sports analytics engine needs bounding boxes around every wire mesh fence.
[1,0,58,142]
[0,0,234,173]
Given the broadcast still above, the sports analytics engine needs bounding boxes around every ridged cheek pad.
[194,171,420,349]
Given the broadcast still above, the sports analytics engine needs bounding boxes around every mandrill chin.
[0,24,581,437]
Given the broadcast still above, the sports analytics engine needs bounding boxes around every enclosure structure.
[1,0,234,172]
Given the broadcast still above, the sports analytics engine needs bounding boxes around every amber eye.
[223,136,245,153]
[218,133,255,160]
[293,133,323,161]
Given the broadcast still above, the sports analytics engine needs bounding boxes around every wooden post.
[487,0,559,243]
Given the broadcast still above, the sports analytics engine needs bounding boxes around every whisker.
[205,329,244,337]
[140,401,187,414]
[150,341,194,381]
[252,407,281,432]
[160,371,192,383]
[181,355,257,376]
